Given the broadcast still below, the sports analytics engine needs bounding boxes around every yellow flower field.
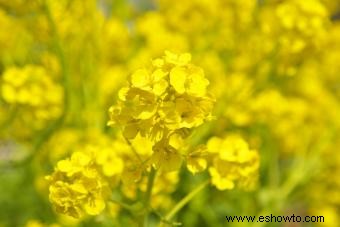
[0,0,339,226]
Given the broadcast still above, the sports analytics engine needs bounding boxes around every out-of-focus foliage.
[0,0,340,226]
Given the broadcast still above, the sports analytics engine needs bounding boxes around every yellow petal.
[131,69,149,88]
[70,183,88,194]
[1,84,16,103]
[84,198,106,215]
[170,66,186,94]
[118,87,129,101]
[187,68,209,96]
[153,79,168,96]
[152,68,167,81]
[152,58,164,67]
[178,53,191,64]
[187,157,207,174]
[71,152,91,166]
[102,158,124,176]
[169,133,184,150]
[57,160,72,172]
[209,167,235,190]
[207,137,222,153]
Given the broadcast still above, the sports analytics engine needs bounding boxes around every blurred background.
[0,0,340,226]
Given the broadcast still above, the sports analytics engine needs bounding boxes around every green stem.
[161,180,209,225]
[143,167,157,227]
[111,199,135,211]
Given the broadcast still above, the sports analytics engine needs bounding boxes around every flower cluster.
[207,135,259,190]
[46,138,124,218]
[108,51,214,171]
[1,65,64,122]
[47,151,110,218]
[261,0,330,75]
[2,0,340,226]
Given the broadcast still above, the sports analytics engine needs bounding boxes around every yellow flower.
[57,151,91,176]
[108,51,214,172]
[164,50,192,66]
[108,51,214,144]
[209,167,236,190]
[47,151,110,218]
[96,147,124,177]
[207,135,260,190]
[169,65,209,96]
[131,68,169,96]
[151,138,182,172]
[186,145,208,174]
[1,65,64,121]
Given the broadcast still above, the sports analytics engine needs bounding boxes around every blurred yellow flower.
[207,135,259,190]
[1,65,64,121]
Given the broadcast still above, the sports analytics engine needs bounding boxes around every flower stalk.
[144,167,157,227]
[160,180,210,226]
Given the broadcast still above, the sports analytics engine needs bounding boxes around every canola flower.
[47,151,109,218]
[0,65,64,139]
[45,51,259,224]
[46,143,123,218]
[1,0,340,226]
[206,135,259,190]
[108,51,214,172]
[1,65,63,120]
